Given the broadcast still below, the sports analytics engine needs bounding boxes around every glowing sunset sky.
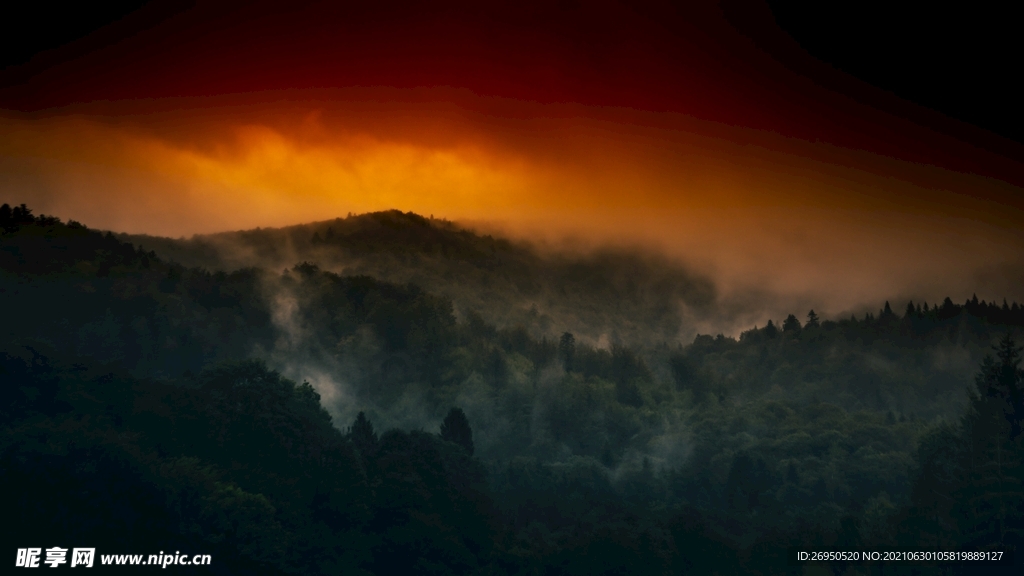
[2,0,1022,309]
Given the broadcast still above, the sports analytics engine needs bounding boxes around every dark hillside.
[4,203,1023,572]
[122,210,717,348]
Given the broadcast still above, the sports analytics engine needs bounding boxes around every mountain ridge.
[120,209,720,348]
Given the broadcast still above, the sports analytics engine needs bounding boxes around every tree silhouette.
[956,334,1024,548]
[440,407,474,455]
[558,331,576,372]
[1,203,36,232]
[782,314,801,332]
[349,411,378,457]
[970,334,1024,437]
[938,297,959,320]
[806,309,820,328]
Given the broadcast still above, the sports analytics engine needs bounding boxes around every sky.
[2,0,1022,312]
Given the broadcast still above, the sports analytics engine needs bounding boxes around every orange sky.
[2,1,1023,314]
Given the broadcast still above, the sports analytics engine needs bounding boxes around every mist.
[96,210,1005,488]
[114,208,1022,351]
[6,0,1024,569]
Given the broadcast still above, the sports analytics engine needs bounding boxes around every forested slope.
[122,210,718,348]
[4,203,1022,574]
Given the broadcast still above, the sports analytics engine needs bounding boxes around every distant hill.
[122,210,719,348]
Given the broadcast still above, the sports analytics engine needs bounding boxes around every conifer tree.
[440,407,474,455]
[782,314,801,332]
[350,411,378,457]
[806,309,820,328]
[955,334,1024,548]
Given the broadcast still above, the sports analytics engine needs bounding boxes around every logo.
[16,548,94,569]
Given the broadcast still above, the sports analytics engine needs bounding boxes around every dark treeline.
[3,204,1022,574]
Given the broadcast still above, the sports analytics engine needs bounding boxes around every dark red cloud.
[2,0,1022,189]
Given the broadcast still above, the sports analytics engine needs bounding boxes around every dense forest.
[3,203,1022,574]
[121,210,720,349]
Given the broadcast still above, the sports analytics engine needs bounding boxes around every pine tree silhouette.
[782,314,801,332]
[440,407,474,455]
[806,309,820,328]
[349,411,378,457]
[956,334,1024,548]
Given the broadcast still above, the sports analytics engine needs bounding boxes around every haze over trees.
[120,209,722,349]
[3,204,1022,573]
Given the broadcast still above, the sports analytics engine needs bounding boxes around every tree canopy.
[3,204,1023,573]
